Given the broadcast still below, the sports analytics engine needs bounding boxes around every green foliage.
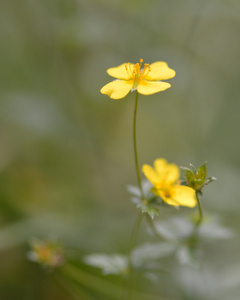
[181,162,217,193]
[127,181,160,219]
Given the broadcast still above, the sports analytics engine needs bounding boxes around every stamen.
[132,63,140,81]
[141,64,151,79]
[125,62,133,78]
[131,59,151,83]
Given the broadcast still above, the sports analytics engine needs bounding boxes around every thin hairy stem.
[125,212,143,300]
[196,192,203,227]
[124,91,144,300]
[127,212,143,267]
[187,192,203,252]
[133,91,143,198]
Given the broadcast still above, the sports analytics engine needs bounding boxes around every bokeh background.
[1,0,240,299]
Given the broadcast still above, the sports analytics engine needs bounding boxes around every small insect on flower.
[142,158,196,208]
[100,59,176,99]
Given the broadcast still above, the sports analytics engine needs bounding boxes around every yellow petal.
[157,190,182,206]
[145,62,176,81]
[137,80,171,95]
[100,80,133,99]
[142,164,161,185]
[154,159,180,185]
[165,164,180,184]
[170,185,196,207]
[154,159,168,177]
[107,63,134,80]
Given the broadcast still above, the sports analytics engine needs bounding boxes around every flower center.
[160,185,172,198]
[125,59,151,86]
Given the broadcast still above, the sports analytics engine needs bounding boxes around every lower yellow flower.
[28,239,65,268]
[142,158,196,207]
[100,59,175,99]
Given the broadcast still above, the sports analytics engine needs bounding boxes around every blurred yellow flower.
[100,59,175,99]
[28,239,64,268]
[142,158,196,207]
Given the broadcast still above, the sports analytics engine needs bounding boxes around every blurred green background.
[1,0,240,299]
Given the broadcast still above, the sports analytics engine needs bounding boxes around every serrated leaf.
[180,166,195,182]
[139,204,148,213]
[197,162,207,183]
[146,207,159,219]
[205,176,217,184]
[189,163,197,172]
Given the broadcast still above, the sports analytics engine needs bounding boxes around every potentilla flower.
[142,158,196,207]
[100,59,176,99]
[28,239,65,268]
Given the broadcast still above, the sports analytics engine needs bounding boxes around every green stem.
[133,91,143,198]
[124,92,144,300]
[187,192,203,251]
[124,212,143,300]
[127,212,143,267]
[196,191,203,227]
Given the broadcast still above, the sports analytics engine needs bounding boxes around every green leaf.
[189,163,197,173]
[180,166,195,183]
[196,162,207,183]
[205,176,217,184]
[139,204,148,213]
[146,207,159,219]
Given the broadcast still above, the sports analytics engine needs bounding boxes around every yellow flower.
[142,158,196,207]
[28,239,64,268]
[100,59,176,99]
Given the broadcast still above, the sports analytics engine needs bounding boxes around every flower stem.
[196,191,203,227]
[188,192,203,251]
[133,91,143,198]
[125,212,143,300]
[124,91,144,300]
[127,212,143,267]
